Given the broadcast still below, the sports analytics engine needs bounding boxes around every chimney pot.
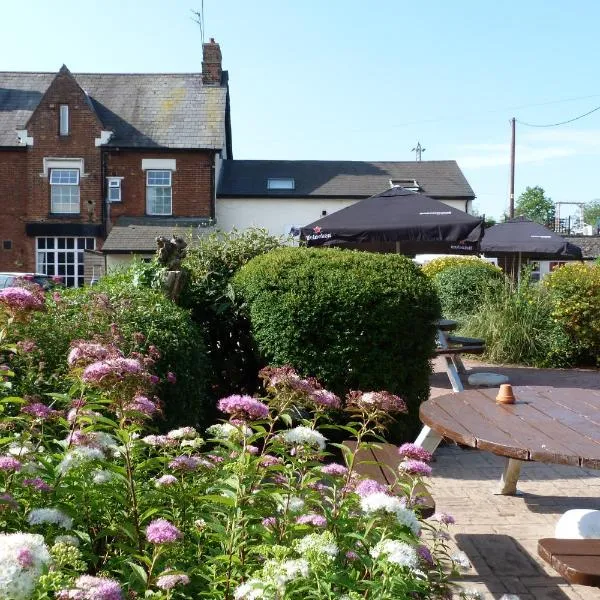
[202,38,222,85]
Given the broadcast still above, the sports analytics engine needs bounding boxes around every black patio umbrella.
[300,186,484,254]
[481,217,582,259]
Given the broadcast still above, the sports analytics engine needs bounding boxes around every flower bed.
[0,286,461,599]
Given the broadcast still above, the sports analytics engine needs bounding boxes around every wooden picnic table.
[415,386,600,495]
[538,538,600,587]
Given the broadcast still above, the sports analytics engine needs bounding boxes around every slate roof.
[218,160,475,200]
[565,235,600,260]
[0,71,228,149]
[102,217,215,253]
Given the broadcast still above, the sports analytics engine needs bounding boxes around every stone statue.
[155,235,188,270]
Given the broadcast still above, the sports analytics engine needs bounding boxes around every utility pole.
[509,117,515,218]
[411,142,425,161]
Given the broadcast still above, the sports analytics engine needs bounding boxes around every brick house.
[0,39,230,286]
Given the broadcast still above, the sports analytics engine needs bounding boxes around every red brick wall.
[0,150,29,270]
[106,150,214,221]
[25,69,104,225]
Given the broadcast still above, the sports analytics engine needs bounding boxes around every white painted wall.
[105,254,153,271]
[216,197,469,235]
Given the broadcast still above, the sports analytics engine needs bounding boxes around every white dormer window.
[390,179,420,192]
[59,105,69,136]
[107,177,122,202]
[267,177,295,190]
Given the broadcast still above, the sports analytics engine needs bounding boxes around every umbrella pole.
[395,241,401,254]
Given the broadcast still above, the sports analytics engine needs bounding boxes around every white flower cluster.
[54,535,79,547]
[360,492,421,535]
[234,578,267,599]
[0,533,52,599]
[294,531,338,563]
[281,426,327,451]
[167,426,199,440]
[370,539,419,568]
[278,496,305,514]
[263,558,309,589]
[57,446,105,474]
[206,423,252,440]
[180,437,204,449]
[92,469,114,484]
[27,508,73,530]
[452,551,472,570]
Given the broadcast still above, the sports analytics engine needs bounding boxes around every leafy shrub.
[461,278,569,367]
[10,271,212,430]
[181,228,287,396]
[544,263,600,366]
[0,300,457,599]
[433,263,505,319]
[233,247,441,438]
[421,256,502,279]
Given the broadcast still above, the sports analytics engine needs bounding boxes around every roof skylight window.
[267,178,295,190]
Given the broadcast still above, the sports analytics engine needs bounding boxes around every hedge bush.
[10,271,212,429]
[544,263,600,366]
[233,247,441,438]
[433,263,505,319]
[181,228,287,396]
[421,256,502,279]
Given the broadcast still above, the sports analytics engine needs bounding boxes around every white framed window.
[59,105,69,136]
[390,179,420,192]
[146,170,172,215]
[50,168,80,214]
[36,236,95,288]
[107,177,122,202]
[267,177,295,190]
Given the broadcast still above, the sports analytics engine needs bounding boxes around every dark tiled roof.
[0,71,227,149]
[218,160,475,200]
[102,217,215,253]
[565,236,600,259]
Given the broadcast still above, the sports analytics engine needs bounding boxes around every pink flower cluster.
[398,459,432,477]
[16,339,37,353]
[296,513,327,527]
[21,402,56,419]
[355,479,387,497]
[156,572,190,590]
[0,287,44,312]
[57,575,122,600]
[82,357,144,384]
[321,463,348,477]
[123,395,158,417]
[217,394,269,420]
[310,389,341,409]
[22,477,53,492]
[145,519,182,544]
[398,443,433,463]
[168,456,205,472]
[346,390,407,414]
[0,456,21,472]
[68,341,119,367]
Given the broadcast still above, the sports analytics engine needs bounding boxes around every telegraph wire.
[516,103,600,128]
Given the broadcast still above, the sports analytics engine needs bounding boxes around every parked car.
[0,272,60,290]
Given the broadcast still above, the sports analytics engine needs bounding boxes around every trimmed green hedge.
[10,272,212,430]
[233,247,441,438]
[433,263,505,319]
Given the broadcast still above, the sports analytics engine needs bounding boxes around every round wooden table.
[416,386,600,494]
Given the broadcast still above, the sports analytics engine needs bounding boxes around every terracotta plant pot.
[496,383,516,404]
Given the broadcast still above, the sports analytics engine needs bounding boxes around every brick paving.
[427,358,600,600]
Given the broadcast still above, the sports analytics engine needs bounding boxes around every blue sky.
[2,0,600,219]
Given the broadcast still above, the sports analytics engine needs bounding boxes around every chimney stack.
[202,38,222,85]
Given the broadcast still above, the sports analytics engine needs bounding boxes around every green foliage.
[233,247,441,438]
[181,228,287,395]
[583,199,600,228]
[432,263,505,319]
[461,278,569,367]
[421,256,502,279]
[11,270,212,429]
[544,263,600,366]
[515,185,555,225]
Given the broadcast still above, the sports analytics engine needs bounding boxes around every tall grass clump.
[461,277,568,366]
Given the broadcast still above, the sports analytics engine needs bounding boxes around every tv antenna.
[191,2,205,44]
[411,142,426,161]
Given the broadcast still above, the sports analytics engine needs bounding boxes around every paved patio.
[428,358,600,600]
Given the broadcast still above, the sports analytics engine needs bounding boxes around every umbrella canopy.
[481,217,583,259]
[300,186,484,253]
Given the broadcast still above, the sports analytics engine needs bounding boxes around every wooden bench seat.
[445,335,485,347]
[538,538,600,587]
[343,441,435,518]
[435,345,485,356]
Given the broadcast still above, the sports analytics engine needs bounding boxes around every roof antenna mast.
[411,142,425,161]
[191,1,205,45]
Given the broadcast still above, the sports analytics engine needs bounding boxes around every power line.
[516,103,600,127]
